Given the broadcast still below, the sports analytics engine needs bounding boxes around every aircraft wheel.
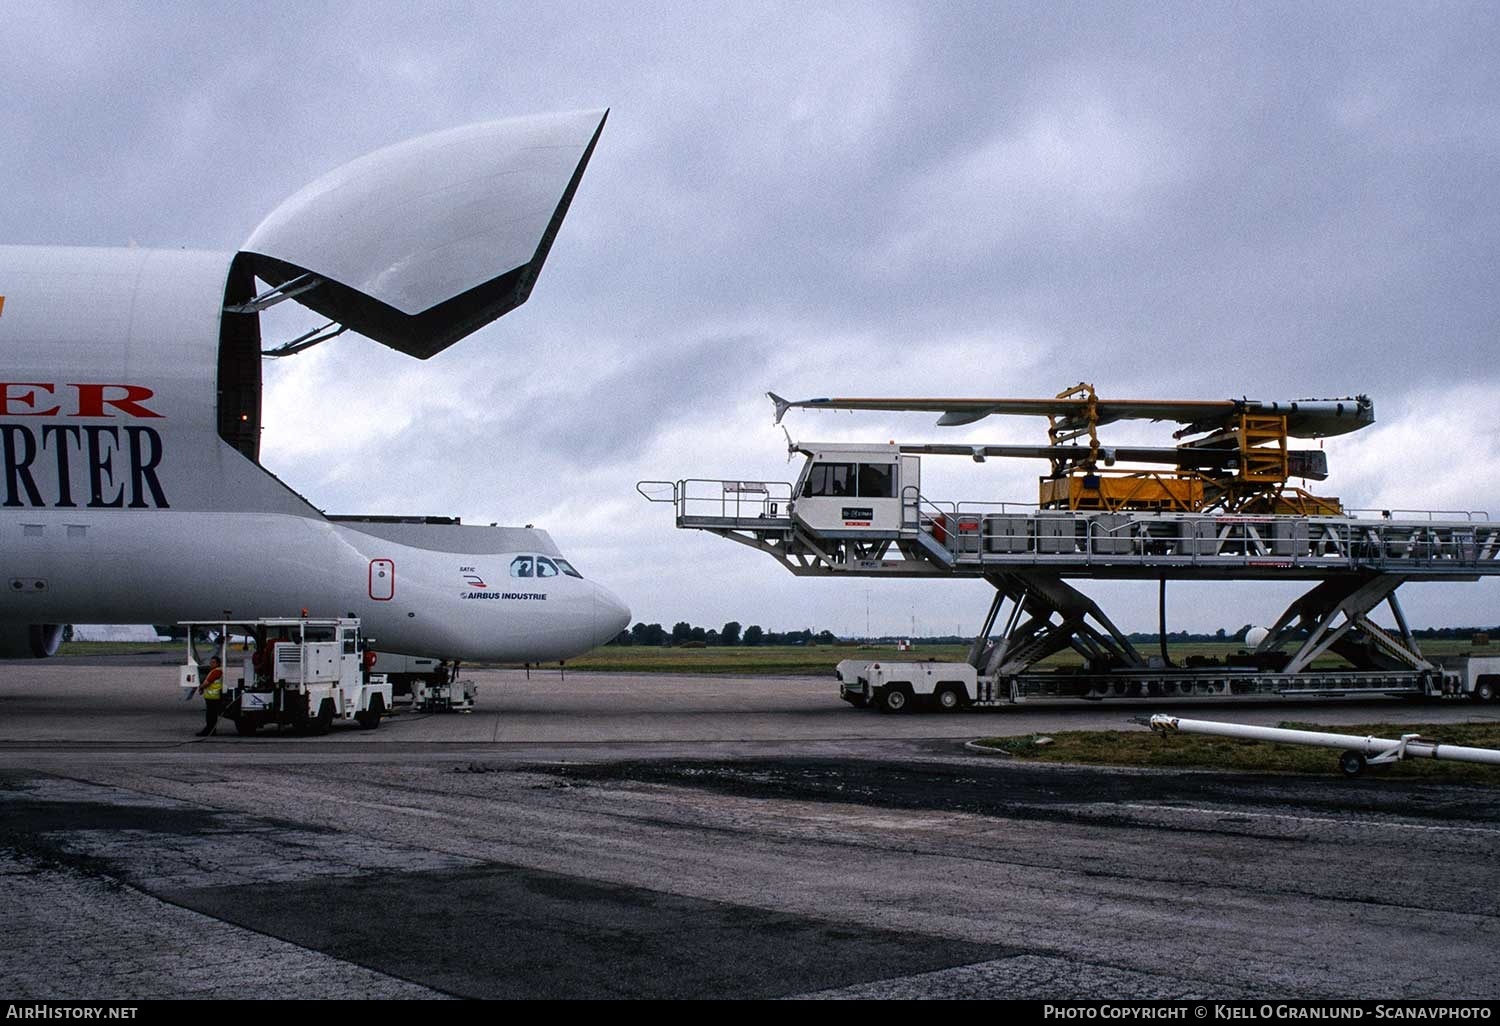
[1338,750,1367,777]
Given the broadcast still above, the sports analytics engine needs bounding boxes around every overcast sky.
[5,1,1498,635]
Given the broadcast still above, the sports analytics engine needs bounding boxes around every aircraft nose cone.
[594,583,631,645]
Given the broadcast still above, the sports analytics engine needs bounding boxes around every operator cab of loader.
[792,443,919,536]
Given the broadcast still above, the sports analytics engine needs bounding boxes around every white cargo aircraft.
[0,109,630,663]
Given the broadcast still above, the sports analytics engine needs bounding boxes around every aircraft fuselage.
[0,245,628,662]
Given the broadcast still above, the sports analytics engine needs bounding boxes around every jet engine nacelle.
[0,623,64,658]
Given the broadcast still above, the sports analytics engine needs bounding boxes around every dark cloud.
[434,333,773,467]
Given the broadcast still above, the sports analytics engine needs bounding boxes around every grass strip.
[974,721,1500,783]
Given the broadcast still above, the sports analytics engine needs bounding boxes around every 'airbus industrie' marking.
[462,592,547,601]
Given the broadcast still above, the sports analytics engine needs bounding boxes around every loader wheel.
[934,686,962,713]
[1473,676,1497,703]
[1338,750,1367,777]
[878,685,912,714]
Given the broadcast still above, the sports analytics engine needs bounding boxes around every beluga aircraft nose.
[593,583,631,646]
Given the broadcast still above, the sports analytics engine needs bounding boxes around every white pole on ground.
[1148,714,1500,769]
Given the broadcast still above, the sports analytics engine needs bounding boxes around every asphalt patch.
[167,863,1010,999]
[0,777,331,840]
[515,757,1500,824]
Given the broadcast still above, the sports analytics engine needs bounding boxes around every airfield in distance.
[2,655,1498,1000]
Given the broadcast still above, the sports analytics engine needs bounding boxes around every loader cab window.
[510,556,534,578]
[802,462,855,497]
[857,463,895,498]
[536,557,560,578]
[554,558,583,579]
[802,461,895,498]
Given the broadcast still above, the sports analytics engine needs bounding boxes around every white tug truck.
[178,617,392,735]
[371,652,477,712]
[837,652,1500,712]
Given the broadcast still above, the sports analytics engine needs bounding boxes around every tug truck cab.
[792,444,918,537]
[178,617,392,735]
[836,657,978,713]
[1438,654,1500,702]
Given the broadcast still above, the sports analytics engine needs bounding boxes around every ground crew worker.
[197,655,225,737]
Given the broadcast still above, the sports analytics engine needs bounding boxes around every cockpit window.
[554,558,583,579]
[536,557,559,578]
[510,556,534,578]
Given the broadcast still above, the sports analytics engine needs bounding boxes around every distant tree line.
[1126,624,1500,644]
[612,621,838,647]
[612,622,1500,648]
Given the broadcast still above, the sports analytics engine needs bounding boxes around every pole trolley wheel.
[1338,750,1367,777]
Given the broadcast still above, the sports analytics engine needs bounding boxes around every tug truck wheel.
[290,695,331,736]
[1338,750,1367,777]
[356,695,386,730]
[878,685,912,714]
[934,686,962,713]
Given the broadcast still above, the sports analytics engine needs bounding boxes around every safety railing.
[637,479,794,524]
[643,478,1500,574]
[1345,508,1491,522]
[920,507,1498,570]
[900,486,955,530]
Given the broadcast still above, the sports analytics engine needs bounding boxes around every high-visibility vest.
[203,667,223,700]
